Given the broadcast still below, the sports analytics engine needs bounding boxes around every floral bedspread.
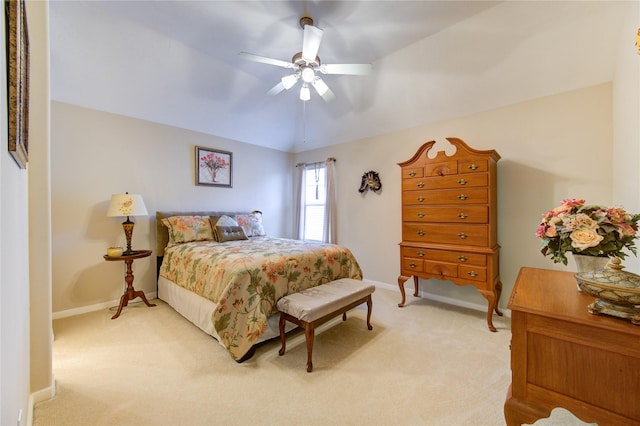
[159,237,363,360]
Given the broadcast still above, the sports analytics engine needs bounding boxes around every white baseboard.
[27,375,56,426]
[52,292,158,320]
[365,278,510,318]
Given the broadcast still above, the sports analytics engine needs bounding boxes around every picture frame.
[5,0,30,169]
[195,146,233,187]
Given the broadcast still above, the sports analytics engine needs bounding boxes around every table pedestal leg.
[112,258,156,319]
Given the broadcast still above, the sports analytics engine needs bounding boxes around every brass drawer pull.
[417,251,425,257]
[458,255,468,262]
[417,212,425,218]
[457,233,468,239]
[468,164,479,170]
[458,213,468,219]
[417,196,425,202]
[457,194,468,200]
[458,179,467,185]
[417,230,425,236]
[408,171,417,177]
[409,263,417,268]
[416,182,425,188]
[467,271,479,277]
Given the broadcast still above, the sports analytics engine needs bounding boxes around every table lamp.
[107,192,148,255]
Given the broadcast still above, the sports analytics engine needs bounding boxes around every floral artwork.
[536,198,640,265]
[196,146,232,187]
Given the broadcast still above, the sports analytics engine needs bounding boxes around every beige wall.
[294,83,615,311]
[51,103,293,314]
[27,0,54,406]
[0,16,30,426]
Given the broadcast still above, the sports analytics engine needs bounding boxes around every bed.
[156,210,363,362]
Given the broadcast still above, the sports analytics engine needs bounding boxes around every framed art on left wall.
[6,0,30,169]
[196,146,233,187]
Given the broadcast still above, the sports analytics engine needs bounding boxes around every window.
[302,164,326,241]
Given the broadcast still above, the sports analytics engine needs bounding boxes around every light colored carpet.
[34,287,590,426]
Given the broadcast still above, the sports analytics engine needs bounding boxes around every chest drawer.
[402,167,424,179]
[402,206,488,223]
[459,264,487,282]
[402,188,488,206]
[403,223,489,246]
[402,173,488,191]
[424,160,457,177]
[459,159,488,174]
[404,248,486,266]
[402,257,424,273]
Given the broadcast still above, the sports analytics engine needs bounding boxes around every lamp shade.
[299,85,311,101]
[107,193,148,217]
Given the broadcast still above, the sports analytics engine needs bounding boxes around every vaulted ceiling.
[49,1,630,153]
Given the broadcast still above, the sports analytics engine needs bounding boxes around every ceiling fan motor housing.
[292,52,321,67]
[299,16,314,29]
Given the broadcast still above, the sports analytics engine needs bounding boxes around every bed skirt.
[157,276,294,349]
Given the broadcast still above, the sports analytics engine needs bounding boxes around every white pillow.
[215,215,238,227]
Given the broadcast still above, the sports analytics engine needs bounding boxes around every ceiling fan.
[238,16,372,102]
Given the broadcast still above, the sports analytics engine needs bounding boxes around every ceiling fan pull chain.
[303,101,307,144]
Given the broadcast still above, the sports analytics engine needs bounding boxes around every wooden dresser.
[397,138,502,331]
[505,267,640,426]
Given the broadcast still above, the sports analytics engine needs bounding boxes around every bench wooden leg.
[304,322,315,372]
[366,295,373,330]
[278,312,286,356]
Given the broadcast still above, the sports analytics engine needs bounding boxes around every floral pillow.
[162,216,214,245]
[236,212,266,237]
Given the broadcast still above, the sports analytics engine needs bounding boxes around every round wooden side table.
[103,249,156,319]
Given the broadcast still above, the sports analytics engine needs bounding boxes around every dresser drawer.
[459,159,488,174]
[402,167,424,179]
[401,247,487,266]
[402,173,488,191]
[403,223,489,246]
[402,257,424,273]
[402,188,488,205]
[424,260,458,278]
[423,249,487,266]
[402,206,488,223]
[459,264,487,282]
[424,160,457,177]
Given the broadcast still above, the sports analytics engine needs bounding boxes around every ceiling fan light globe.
[301,67,315,83]
[300,85,311,101]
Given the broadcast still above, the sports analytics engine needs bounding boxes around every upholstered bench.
[277,278,375,372]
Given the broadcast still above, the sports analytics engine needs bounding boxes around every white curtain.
[323,158,337,244]
[294,163,306,240]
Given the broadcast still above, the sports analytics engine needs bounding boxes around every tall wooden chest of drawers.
[397,137,503,331]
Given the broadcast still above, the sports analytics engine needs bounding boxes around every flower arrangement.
[200,153,229,182]
[536,198,640,265]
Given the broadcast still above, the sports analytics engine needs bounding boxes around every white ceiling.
[49,1,631,153]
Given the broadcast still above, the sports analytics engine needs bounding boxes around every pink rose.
[561,198,585,208]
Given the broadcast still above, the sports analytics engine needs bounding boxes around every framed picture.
[196,146,232,187]
[6,0,30,169]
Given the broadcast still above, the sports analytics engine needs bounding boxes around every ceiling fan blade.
[302,25,323,62]
[312,78,335,102]
[320,63,372,75]
[238,52,295,69]
[267,81,286,96]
